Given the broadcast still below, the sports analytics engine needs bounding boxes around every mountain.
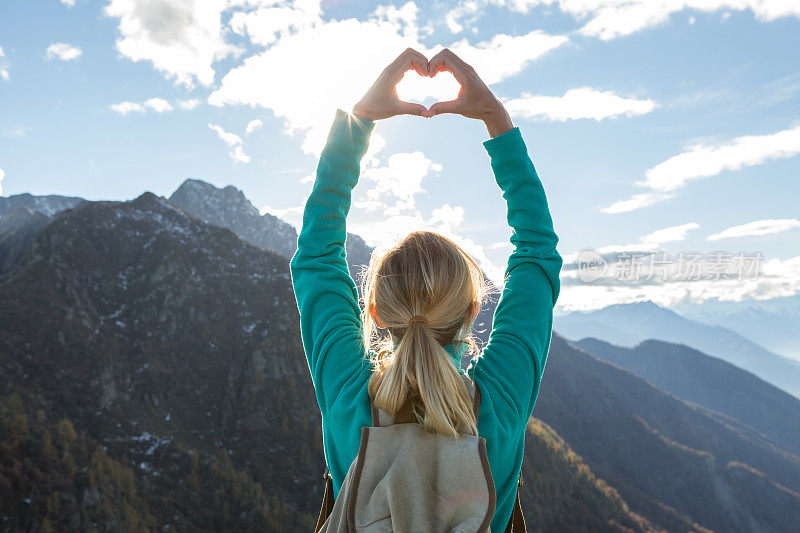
[535,335,800,533]
[167,179,503,333]
[520,418,657,532]
[0,191,653,531]
[0,192,84,220]
[554,300,800,398]
[0,192,323,529]
[574,337,800,458]
[0,193,85,279]
[168,178,299,259]
[4,185,798,531]
[670,295,800,363]
[168,178,374,287]
[0,205,52,277]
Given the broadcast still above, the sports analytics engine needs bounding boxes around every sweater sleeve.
[289,108,376,417]
[466,126,563,431]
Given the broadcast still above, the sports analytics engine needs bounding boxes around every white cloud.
[582,222,700,256]
[104,0,242,87]
[448,1,800,40]
[260,202,305,230]
[354,151,442,216]
[0,167,4,195]
[348,204,507,287]
[110,97,192,115]
[229,145,251,164]
[602,123,800,213]
[245,119,263,134]
[446,30,569,86]
[208,123,242,147]
[60,0,76,6]
[143,97,173,113]
[229,0,322,46]
[210,18,406,157]
[445,1,482,33]
[209,6,567,158]
[208,123,250,163]
[641,124,800,192]
[599,191,675,214]
[46,42,82,61]
[110,101,144,115]
[556,253,800,313]
[429,204,465,232]
[0,46,10,81]
[708,218,800,241]
[576,1,800,39]
[641,222,700,245]
[177,98,200,110]
[503,87,656,122]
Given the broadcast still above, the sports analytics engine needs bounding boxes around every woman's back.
[289,48,562,531]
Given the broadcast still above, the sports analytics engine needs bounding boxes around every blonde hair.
[359,230,493,438]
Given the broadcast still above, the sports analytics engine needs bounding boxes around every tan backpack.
[315,375,526,532]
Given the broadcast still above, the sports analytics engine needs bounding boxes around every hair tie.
[407,315,429,327]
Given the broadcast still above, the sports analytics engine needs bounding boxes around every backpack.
[315,374,526,532]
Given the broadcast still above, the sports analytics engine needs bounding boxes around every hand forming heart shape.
[352,47,510,127]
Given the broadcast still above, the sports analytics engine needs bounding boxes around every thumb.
[395,101,429,118]
[428,99,460,117]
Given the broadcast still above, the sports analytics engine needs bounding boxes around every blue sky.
[1,0,799,312]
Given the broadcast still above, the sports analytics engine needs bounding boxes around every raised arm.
[469,125,562,430]
[426,48,563,431]
[290,48,433,418]
[289,108,376,416]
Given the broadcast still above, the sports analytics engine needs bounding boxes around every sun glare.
[394,70,461,104]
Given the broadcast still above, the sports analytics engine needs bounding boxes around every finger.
[386,48,429,83]
[394,101,430,118]
[427,48,473,83]
[428,99,462,117]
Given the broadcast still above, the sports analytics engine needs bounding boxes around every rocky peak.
[167,178,377,288]
[0,192,84,221]
[169,178,298,259]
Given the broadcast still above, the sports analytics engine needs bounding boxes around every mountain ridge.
[555,300,800,397]
[573,336,800,458]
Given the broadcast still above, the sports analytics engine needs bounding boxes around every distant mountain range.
[1,180,799,531]
[0,192,84,219]
[537,335,800,533]
[573,337,800,458]
[670,294,800,362]
[554,300,800,398]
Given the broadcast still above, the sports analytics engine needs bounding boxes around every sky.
[0,0,799,314]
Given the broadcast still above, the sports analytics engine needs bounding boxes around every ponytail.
[360,231,492,439]
[367,318,478,438]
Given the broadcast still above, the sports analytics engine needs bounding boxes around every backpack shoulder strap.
[504,474,526,532]
[471,375,481,420]
[469,374,526,532]
[314,466,335,533]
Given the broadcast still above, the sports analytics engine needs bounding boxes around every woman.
[290,47,562,531]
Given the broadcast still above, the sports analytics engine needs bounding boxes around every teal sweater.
[289,108,562,530]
